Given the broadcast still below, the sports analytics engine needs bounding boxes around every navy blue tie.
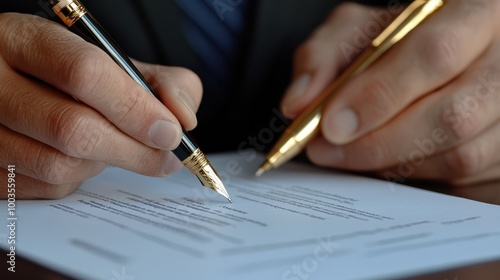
[176,0,251,86]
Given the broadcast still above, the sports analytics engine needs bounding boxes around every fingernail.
[285,74,310,103]
[149,120,181,150]
[178,89,196,117]
[327,108,358,143]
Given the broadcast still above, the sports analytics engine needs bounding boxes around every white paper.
[1,153,500,280]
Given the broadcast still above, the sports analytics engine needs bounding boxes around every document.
[1,153,500,279]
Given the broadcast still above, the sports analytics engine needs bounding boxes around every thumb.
[280,3,397,118]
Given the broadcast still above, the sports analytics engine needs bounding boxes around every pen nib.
[183,149,232,202]
[198,162,232,203]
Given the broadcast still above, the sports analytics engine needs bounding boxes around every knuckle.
[0,13,8,25]
[113,87,146,126]
[176,67,202,91]
[133,149,167,176]
[63,48,109,97]
[294,41,314,63]
[34,149,79,185]
[455,0,492,26]
[356,78,398,120]
[355,135,392,169]
[294,40,325,70]
[42,182,82,200]
[331,2,364,19]
[295,24,332,59]
[50,106,100,157]
[181,69,203,105]
[438,96,481,143]
[477,67,500,100]
[448,114,477,142]
[444,144,483,177]
[1,14,40,57]
[418,31,459,77]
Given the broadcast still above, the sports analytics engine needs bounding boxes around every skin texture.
[3,0,500,199]
[0,13,202,199]
[281,1,500,188]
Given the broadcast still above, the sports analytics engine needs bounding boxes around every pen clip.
[372,0,444,49]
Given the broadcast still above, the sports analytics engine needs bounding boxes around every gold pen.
[257,0,444,176]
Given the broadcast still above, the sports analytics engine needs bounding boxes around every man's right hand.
[0,13,202,199]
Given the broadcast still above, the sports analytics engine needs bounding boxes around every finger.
[450,164,500,187]
[135,61,203,131]
[281,3,397,118]
[0,13,188,151]
[381,165,500,204]
[451,172,500,205]
[383,120,500,182]
[0,70,182,177]
[308,43,500,171]
[0,168,82,199]
[0,125,105,186]
[322,0,499,145]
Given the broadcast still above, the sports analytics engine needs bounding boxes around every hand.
[281,1,500,188]
[0,13,202,199]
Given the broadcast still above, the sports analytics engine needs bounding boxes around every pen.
[256,0,444,176]
[46,0,231,202]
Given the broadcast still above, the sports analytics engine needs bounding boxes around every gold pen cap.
[48,0,87,27]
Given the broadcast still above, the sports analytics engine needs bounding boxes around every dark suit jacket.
[1,0,386,152]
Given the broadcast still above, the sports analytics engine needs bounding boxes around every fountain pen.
[257,0,444,176]
[46,0,231,202]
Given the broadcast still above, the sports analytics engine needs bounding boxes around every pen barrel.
[50,2,201,160]
[264,46,377,169]
[70,14,160,99]
[264,108,322,168]
[47,0,86,27]
[73,15,201,160]
[172,134,199,161]
[262,0,444,171]
[45,0,160,97]
[47,0,230,200]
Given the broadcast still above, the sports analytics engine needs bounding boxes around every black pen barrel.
[44,0,231,202]
[69,13,199,160]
